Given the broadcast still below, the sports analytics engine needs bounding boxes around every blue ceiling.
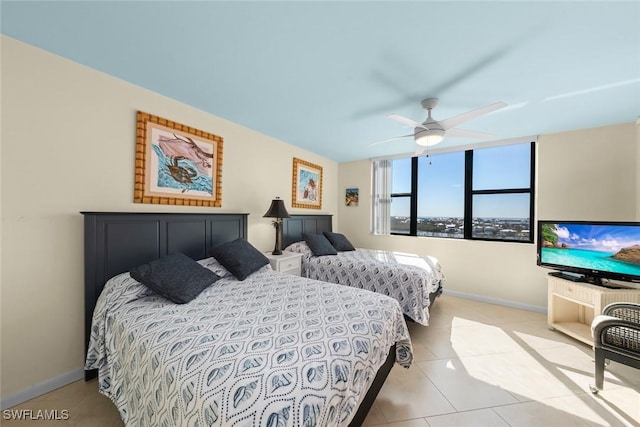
[2,1,639,162]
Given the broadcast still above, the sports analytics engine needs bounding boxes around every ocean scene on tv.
[540,223,640,276]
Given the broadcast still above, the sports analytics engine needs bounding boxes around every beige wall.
[0,36,337,401]
[338,122,638,309]
[538,123,637,221]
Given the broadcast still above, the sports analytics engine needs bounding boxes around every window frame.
[390,157,418,235]
[388,141,535,243]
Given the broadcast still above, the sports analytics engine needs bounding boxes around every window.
[374,141,535,243]
[417,152,465,238]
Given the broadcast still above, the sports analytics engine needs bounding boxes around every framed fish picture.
[134,111,223,207]
[291,157,322,209]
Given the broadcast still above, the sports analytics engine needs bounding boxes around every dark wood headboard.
[282,214,333,248]
[81,212,247,379]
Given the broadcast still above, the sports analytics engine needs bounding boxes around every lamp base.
[272,221,284,255]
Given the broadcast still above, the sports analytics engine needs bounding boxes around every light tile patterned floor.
[3,295,639,426]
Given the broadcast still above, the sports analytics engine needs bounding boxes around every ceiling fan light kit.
[415,127,445,146]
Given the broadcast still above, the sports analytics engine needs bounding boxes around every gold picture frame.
[291,157,323,209]
[134,111,223,207]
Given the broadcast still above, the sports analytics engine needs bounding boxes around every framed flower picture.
[291,157,322,209]
[134,111,223,207]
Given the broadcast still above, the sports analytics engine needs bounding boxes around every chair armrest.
[602,302,640,320]
[591,315,618,336]
[591,314,640,348]
[592,315,637,336]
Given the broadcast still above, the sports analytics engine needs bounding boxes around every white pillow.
[198,257,233,278]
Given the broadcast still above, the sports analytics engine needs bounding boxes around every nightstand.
[265,251,303,276]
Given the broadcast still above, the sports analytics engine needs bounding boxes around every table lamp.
[263,197,291,255]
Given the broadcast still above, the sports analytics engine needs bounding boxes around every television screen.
[537,220,640,283]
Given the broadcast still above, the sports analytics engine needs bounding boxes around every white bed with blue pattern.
[285,242,445,326]
[85,261,413,427]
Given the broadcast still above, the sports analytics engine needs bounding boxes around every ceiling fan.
[373,98,507,150]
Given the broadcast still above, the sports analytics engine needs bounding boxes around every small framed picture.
[345,188,359,206]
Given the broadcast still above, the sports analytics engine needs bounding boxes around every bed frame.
[282,214,333,248]
[81,211,394,427]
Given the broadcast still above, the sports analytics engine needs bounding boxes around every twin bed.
[82,212,418,427]
[282,215,445,326]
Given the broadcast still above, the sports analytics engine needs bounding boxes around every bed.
[282,215,445,326]
[82,212,412,427]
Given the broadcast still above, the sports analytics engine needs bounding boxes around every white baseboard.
[442,289,547,314]
[0,368,84,410]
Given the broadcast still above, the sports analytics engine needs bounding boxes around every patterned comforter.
[285,244,445,326]
[85,263,413,427]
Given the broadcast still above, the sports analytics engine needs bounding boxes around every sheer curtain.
[372,159,391,234]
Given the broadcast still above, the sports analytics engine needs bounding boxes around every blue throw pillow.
[323,231,356,251]
[130,253,220,304]
[303,233,338,256]
[209,238,270,280]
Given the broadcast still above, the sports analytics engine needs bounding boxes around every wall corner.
[637,117,640,220]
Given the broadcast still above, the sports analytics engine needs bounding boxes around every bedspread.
[288,247,444,326]
[85,265,412,427]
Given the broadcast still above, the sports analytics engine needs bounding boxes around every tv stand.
[547,275,640,346]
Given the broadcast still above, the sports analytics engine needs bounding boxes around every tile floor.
[3,295,639,426]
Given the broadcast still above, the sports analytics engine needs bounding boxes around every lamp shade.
[263,198,291,219]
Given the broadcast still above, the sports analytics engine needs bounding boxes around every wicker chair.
[590,302,640,393]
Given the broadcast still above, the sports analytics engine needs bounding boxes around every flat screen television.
[537,220,640,286]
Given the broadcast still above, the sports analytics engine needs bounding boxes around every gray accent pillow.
[303,233,338,256]
[209,238,270,280]
[130,253,220,304]
[323,231,356,251]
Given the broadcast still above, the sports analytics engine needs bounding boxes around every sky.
[553,224,640,252]
[391,142,532,218]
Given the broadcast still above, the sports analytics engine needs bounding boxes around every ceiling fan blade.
[445,128,495,139]
[350,40,520,120]
[386,114,428,130]
[440,102,507,130]
[368,134,414,146]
